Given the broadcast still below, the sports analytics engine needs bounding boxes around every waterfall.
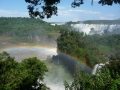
[71,24,120,35]
[91,63,105,75]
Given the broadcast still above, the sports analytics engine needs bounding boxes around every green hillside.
[0,17,120,90]
[0,17,63,44]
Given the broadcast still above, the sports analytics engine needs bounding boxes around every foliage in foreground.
[0,51,49,90]
[25,0,120,19]
[0,47,120,90]
[64,61,120,90]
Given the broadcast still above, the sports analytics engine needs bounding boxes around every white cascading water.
[71,23,120,75]
[71,24,120,35]
[91,63,105,75]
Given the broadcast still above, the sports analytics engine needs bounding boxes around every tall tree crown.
[25,0,120,19]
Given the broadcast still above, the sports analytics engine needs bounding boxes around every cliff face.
[34,35,40,42]
[71,24,120,35]
[28,35,40,42]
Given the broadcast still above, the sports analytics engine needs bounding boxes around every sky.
[0,0,120,22]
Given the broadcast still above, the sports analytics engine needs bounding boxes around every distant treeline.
[0,17,66,44]
[82,20,120,24]
[66,19,120,25]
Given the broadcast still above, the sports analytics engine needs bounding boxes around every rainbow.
[57,51,93,73]
[0,45,56,52]
[0,43,92,72]
[0,44,57,61]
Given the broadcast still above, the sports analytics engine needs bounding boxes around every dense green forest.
[0,51,49,90]
[0,17,120,89]
[56,29,105,72]
[55,28,120,69]
[0,17,64,44]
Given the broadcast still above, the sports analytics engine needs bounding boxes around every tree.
[64,64,120,90]
[19,57,48,90]
[0,51,49,90]
[25,0,120,19]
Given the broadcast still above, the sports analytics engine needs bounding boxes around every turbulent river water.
[0,42,57,61]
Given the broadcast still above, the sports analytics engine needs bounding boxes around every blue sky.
[0,0,120,22]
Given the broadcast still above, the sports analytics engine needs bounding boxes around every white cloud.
[57,9,101,18]
[59,10,70,16]
[0,9,29,17]
[107,14,115,17]
[99,17,113,20]
[0,9,116,22]
[44,9,102,22]
[99,14,116,20]
[68,9,100,15]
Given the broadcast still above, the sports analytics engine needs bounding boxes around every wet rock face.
[27,35,40,42]
[35,35,40,42]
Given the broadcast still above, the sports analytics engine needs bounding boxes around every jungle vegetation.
[0,17,120,90]
[0,17,64,44]
[56,27,120,90]
[0,51,49,90]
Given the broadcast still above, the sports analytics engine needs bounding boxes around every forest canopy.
[0,17,120,90]
[0,51,48,90]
